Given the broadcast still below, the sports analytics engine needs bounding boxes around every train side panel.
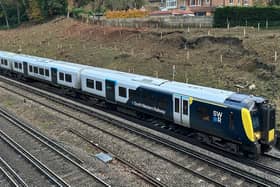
[189,100,254,145]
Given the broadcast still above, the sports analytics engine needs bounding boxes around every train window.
[14,62,18,69]
[119,87,127,98]
[229,112,234,130]
[39,68,44,75]
[96,81,102,91]
[29,66,33,72]
[59,72,64,81]
[65,74,72,82]
[175,98,179,113]
[45,69,49,77]
[4,60,8,65]
[34,67,38,74]
[197,107,210,121]
[183,100,188,115]
[19,63,22,70]
[159,98,167,110]
[0,59,3,64]
[86,79,94,89]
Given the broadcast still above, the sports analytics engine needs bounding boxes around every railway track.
[0,106,110,187]
[0,75,280,186]
[68,128,168,187]
[0,156,26,187]
[0,130,66,187]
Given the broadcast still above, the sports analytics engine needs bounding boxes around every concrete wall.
[96,16,213,28]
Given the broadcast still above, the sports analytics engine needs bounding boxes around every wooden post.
[154,71,158,78]
[187,51,190,61]
[220,55,223,64]
[258,23,260,32]
[185,72,188,83]
[187,26,190,33]
[275,51,278,63]
[227,23,230,31]
[172,65,176,81]
[243,27,246,37]
[160,32,163,40]
[266,20,268,29]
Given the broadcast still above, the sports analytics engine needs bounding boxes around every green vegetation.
[0,0,67,28]
[0,0,146,28]
[214,6,280,28]
[69,0,146,18]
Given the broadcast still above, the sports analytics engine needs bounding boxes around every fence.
[91,16,213,28]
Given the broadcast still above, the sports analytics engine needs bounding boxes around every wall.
[97,16,213,28]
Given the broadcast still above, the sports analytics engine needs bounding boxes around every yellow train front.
[189,93,276,158]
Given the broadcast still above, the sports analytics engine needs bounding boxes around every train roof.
[0,51,236,104]
[0,51,18,59]
[160,81,235,104]
[81,68,168,86]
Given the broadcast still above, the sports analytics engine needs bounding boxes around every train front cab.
[249,102,276,153]
[240,102,276,157]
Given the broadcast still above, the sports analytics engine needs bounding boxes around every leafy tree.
[0,0,9,28]
[269,0,280,5]
[28,0,43,21]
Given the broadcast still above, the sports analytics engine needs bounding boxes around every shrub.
[214,6,280,28]
[105,9,149,19]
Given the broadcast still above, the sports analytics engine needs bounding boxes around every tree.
[12,0,21,24]
[0,0,9,28]
[46,0,67,16]
[104,0,145,11]
[269,0,280,5]
[27,0,43,21]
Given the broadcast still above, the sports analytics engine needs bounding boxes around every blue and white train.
[0,51,276,157]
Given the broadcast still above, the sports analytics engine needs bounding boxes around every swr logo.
[213,111,223,124]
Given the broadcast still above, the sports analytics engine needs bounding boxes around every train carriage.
[50,61,83,89]
[0,51,17,73]
[0,50,276,157]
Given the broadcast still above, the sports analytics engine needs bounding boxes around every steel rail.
[0,130,68,187]
[69,128,168,187]
[0,156,27,187]
[0,108,111,187]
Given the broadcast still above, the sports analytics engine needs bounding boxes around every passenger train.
[0,51,276,157]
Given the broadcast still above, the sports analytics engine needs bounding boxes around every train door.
[51,68,57,84]
[105,80,115,102]
[23,62,28,76]
[173,95,190,127]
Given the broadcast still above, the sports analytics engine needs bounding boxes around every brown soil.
[1,17,280,126]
